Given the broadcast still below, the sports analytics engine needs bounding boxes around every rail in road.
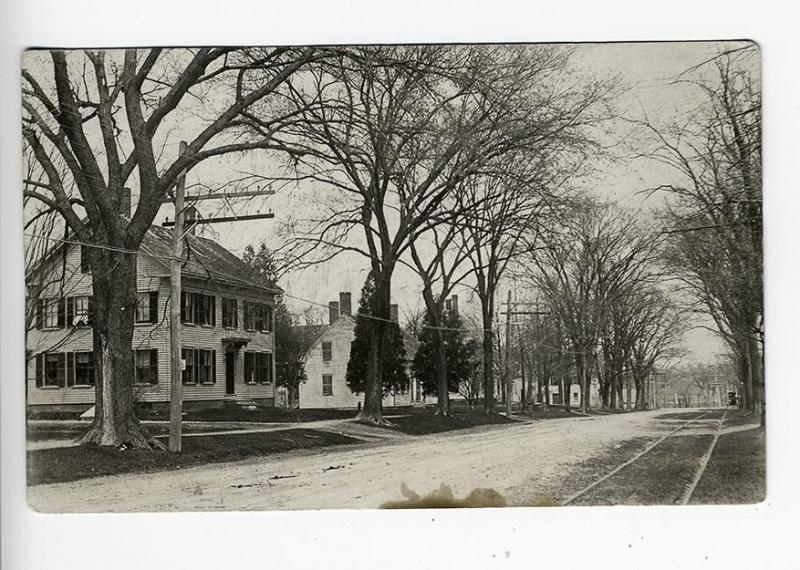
[562,408,728,506]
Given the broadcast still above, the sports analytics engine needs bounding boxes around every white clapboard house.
[26,225,279,413]
[295,292,419,409]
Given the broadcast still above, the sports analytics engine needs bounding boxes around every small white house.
[296,293,414,409]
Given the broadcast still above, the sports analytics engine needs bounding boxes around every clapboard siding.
[297,316,412,409]
[299,316,359,409]
[27,241,275,406]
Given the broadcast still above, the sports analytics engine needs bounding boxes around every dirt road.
[27,409,731,512]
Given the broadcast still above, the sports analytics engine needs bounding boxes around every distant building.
[26,225,279,412]
[296,292,415,409]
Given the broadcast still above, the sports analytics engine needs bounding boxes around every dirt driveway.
[28,410,695,512]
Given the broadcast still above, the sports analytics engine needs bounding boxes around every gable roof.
[27,225,281,294]
[142,226,281,293]
[297,314,356,360]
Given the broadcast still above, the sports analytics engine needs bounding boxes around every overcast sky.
[25,41,756,364]
[162,41,749,364]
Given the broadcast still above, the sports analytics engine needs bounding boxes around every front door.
[225,352,236,395]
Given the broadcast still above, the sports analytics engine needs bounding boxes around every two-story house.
[296,292,415,409]
[26,225,279,413]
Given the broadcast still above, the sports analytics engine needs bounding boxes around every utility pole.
[504,289,513,417]
[518,326,526,411]
[169,141,188,453]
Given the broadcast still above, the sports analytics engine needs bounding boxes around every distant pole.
[169,141,188,453]
[504,289,513,417]
[519,327,526,411]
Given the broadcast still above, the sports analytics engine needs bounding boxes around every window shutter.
[267,305,273,332]
[87,296,94,325]
[35,353,43,388]
[211,351,216,384]
[150,349,158,384]
[244,352,252,384]
[57,298,65,328]
[180,291,187,323]
[36,299,43,329]
[66,352,75,386]
[66,297,74,327]
[149,291,158,323]
[268,353,274,383]
[194,348,200,382]
[56,353,66,387]
[210,296,216,326]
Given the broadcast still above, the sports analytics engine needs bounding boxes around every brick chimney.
[451,294,459,318]
[328,301,340,325]
[390,304,399,323]
[339,292,352,317]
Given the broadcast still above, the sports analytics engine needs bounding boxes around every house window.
[322,374,333,396]
[135,349,158,384]
[244,352,272,384]
[73,351,95,386]
[256,353,272,384]
[196,349,215,384]
[181,292,215,326]
[182,348,195,384]
[183,348,215,384]
[243,302,273,332]
[42,297,63,328]
[67,296,92,326]
[43,352,65,387]
[322,341,333,361]
[222,298,238,329]
[135,292,158,323]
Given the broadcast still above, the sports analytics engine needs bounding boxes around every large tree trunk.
[609,366,618,409]
[526,359,536,407]
[358,269,389,424]
[575,351,588,414]
[78,250,155,448]
[582,352,593,412]
[625,373,632,410]
[481,298,497,414]
[435,325,450,416]
[543,368,550,413]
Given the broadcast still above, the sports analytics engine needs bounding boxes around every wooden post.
[169,141,188,453]
[504,289,513,417]
[519,329,526,411]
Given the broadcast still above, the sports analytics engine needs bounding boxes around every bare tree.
[270,45,592,423]
[22,47,315,446]
[637,45,763,421]
[526,199,665,413]
[407,218,476,415]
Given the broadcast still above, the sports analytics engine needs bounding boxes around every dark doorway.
[225,352,236,395]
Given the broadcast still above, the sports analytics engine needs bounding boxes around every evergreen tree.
[346,274,409,395]
[242,243,306,405]
[413,306,482,397]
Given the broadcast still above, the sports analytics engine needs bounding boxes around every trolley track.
[563,408,728,506]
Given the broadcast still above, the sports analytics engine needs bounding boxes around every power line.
[24,231,492,334]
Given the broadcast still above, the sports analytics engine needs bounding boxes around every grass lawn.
[26,422,246,443]
[27,429,360,486]
[374,409,515,436]
[689,415,766,504]
[137,406,361,423]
